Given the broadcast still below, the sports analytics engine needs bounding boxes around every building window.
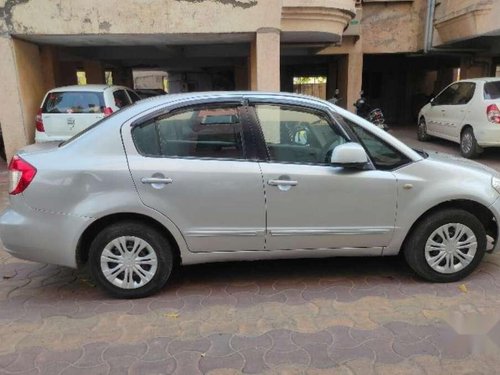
[293,76,327,100]
[76,71,87,85]
[105,70,113,85]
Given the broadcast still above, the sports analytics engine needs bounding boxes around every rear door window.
[132,105,246,160]
[484,81,500,99]
[127,90,141,103]
[113,90,132,108]
[42,92,105,114]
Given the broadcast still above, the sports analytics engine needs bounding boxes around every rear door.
[41,91,105,138]
[123,102,266,253]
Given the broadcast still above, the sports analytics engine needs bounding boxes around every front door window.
[255,104,348,165]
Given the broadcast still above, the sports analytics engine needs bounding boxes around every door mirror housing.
[331,143,368,169]
[429,97,435,106]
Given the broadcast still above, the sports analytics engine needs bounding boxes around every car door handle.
[141,177,173,185]
[268,179,298,187]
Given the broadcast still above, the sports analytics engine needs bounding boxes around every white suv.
[35,84,141,143]
[418,78,500,158]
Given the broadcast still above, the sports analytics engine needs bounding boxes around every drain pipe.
[424,0,436,53]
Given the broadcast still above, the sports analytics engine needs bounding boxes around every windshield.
[332,113,411,170]
[484,81,500,100]
[43,91,105,114]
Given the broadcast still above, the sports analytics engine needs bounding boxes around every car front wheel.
[417,118,430,141]
[89,221,173,298]
[404,209,486,282]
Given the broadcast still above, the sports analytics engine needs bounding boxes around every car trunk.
[41,91,106,138]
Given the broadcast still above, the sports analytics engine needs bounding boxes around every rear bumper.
[475,126,500,148]
[0,200,93,268]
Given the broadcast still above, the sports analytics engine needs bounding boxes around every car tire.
[89,221,174,298]
[417,118,430,141]
[460,127,482,159]
[404,209,486,283]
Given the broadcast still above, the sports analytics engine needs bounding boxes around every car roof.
[48,84,131,93]
[133,91,327,109]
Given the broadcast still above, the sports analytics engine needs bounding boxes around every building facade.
[0,0,499,159]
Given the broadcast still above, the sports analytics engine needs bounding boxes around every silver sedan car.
[1,92,500,298]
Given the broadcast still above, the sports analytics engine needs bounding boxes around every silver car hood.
[424,149,498,176]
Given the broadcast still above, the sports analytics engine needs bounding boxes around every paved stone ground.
[2,129,500,374]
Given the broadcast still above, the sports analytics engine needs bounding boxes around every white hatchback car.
[35,84,141,142]
[418,78,500,158]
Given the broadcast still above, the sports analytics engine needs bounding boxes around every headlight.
[492,177,500,194]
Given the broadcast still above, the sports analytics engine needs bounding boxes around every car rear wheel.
[417,118,430,141]
[404,209,486,282]
[89,221,173,298]
[460,127,481,159]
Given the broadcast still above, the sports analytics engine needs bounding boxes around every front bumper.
[0,199,93,268]
[489,197,500,252]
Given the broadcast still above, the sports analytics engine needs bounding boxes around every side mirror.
[331,143,368,169]
[429,97,435,106]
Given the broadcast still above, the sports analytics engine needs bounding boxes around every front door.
[125,104,266,253]
[442,82,475,140]
[252,103,398,251]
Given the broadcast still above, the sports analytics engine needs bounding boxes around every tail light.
[487,104,500,124]
[35,109,44,132]
[8,156,37,195]
[103,107,113,117]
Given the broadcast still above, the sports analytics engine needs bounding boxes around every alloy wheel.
[100,236,158,289]
[424,223,477,274]
[461,132,474,154]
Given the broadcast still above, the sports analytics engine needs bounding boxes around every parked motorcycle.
[354,91,388,131]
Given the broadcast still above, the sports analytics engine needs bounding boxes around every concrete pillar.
[435,67,454,93]
[113,66,133,87]
[83,60,104,84]
[460,57,492,79]
[326,61,338,100]
[249,28,281,92]
[234,64,248,90]
[39,46,59,91]
[0,37,46,160]
[338,52,363,112]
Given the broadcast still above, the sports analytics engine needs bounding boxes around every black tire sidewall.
[460,128,479,159]
[417,118,429,141]
[89,221,173,298]
[404,209,486,283]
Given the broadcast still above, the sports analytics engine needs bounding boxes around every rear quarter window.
[113,90,132,108]
[42,91,105,114]
[484,81,500,100]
